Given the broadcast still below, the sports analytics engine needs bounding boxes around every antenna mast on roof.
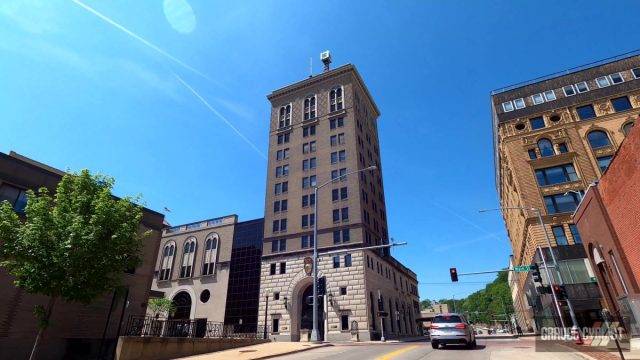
[320,50,331,72]
[309,57,313,78]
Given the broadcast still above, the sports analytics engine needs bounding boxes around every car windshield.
[433,315,462,323]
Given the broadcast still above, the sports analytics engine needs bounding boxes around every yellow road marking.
[375,345,420,360]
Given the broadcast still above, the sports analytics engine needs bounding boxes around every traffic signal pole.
[537,246,566,331]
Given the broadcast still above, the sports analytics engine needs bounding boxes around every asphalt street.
[269,338,588,360]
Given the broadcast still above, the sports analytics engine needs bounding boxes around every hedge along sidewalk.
[177,342,332,360]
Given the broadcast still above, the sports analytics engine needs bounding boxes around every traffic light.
[317,276,326,296]
[530,264,542,284]
[552,284,567,300]
[449,268,458,282]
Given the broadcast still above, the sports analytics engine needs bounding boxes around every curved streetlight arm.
[315,165,377,190]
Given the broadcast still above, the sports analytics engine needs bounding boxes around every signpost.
[513,265,531,272]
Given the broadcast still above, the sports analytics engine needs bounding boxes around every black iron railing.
[124,316,269,339]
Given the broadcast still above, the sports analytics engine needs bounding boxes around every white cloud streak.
[69,0,212,82]
[174,73,267,160]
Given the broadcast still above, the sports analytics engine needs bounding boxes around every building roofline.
[267,63,381,117]
[490,48,640,96]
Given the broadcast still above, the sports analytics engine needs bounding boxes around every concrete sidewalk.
[175,342,331,360]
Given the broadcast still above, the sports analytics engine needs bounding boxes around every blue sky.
[1,0,639,301]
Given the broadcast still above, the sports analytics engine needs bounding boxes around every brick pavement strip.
[559,343,640,360]
[175,342,332,360]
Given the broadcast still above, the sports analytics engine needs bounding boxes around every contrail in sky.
[174,73,267,160]
[70,0,211,82]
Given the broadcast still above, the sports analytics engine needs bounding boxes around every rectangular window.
[596,76,611,88]
[280,262,286,274]
[303,125,316,137]
[330,117,345,129]
[272,318,279,333]
[544,193,581,214]
[330,135,337,146]
[277,132,290,144]
[535,164,579,186]
[633,68,640,79]
[302,215,309,227]
[0,184,28,213]
[576,104,596,120]
[529,116,545,130]
[609,72,624,84]
[338,133,345,144]
[332,209,340,222]
[332,188,339,201]
[531,93,545,105]
[557,143,568,154]
[340,287,347,295]
[552,225,568,245]
[597,155,613,172]
[341,315,349,331]
[274,201,280,212]
[345,254,352,267]
[563,85,576,96]
[528,149,537,160]
[569,224,582,244]
[276,150,283,161]
[331,152,338,164]
[270,263,276,275]
[301,234,314,248]
[272,221,279,232]
[514,98,525,109]
[338,150,346,162]
[342,229,350,242]
[274,292,280,300]
[340,187,348,200]
[333,230,341,244]
[575,81,589,93]
[341,207,349,221]
[333,256,340,268]
[611,96,632,112]
[502,101,514,112]
[543,90,556,101]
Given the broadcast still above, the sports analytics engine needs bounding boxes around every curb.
[251,343,333,360]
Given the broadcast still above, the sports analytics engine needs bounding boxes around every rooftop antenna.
[320,50,331,72]
[309,57,313,78]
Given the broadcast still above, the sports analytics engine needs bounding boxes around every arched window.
[278,104,291,128]
[537,138,555,157]
[623,122,635,136]
[304,96,316,120]
[159,242,175,281]
[330,87,343,112]
[180,237,197,278]
[202,233,219,276]
[587,130,611,149]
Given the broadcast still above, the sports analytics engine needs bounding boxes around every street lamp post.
[310,165,377,342]
[480,206,580,338]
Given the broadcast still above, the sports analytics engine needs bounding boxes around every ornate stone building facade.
[491,54,639,330]
[258,63,420,341]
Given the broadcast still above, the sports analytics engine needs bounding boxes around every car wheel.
[431,341,439,349]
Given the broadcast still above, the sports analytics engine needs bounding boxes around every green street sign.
[514,265,531,272]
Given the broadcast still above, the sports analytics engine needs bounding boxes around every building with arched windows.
[491,52,640,331]
[150,215,264,332]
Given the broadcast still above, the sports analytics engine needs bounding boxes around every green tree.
[148,297,176,318]
[420,299,432,310]
[0,170,146,360]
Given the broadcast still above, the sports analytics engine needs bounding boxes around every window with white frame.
[180,237,197,278]
[502,101,514,112]
[531,93,545,105]
[202,233,218,276]
[563,85,576,96]
[633,68,640,79]
[543,90,556,101]
[575,81,589,93]
[304,96,316,120]
[596,76,610,88]
[278,104,291,128]
[159,242,175,280]
[513,98,526,109]
[330,87,343,112]
[609,72,624,84]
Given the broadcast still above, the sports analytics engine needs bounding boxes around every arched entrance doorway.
[171,291,192,320]
[300,284,323,341]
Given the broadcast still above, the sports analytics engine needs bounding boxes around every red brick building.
[573,120,640,348]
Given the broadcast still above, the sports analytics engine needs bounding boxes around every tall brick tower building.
[257,59,419,341]
[491,54,639,330]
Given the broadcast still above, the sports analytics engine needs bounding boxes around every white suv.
[429,313,476,349]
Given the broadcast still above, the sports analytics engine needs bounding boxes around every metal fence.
[124,316,269,339]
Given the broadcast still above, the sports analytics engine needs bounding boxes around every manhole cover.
[239,350,258,353]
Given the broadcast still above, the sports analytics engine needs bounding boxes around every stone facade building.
[151,215,264,332]
[0,151,165,359]
[491,54,639,330]
[573,124,640,348]
[258,62,420,342]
